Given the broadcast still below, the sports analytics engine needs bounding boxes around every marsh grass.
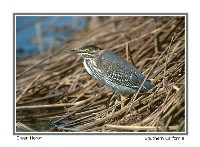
[16,16,185,132]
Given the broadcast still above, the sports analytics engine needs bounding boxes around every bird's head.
[65,45,103,59]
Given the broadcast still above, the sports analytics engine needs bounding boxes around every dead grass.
[16,16,185,132]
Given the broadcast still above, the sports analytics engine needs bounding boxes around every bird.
[65,45,154,96]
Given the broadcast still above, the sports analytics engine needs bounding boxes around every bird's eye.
[84,49,90,52]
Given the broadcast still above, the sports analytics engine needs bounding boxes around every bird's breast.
[83,59,102,78]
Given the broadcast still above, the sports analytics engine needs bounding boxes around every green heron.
[65,45,154,95]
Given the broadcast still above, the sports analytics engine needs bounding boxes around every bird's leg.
[120,95,126,108]
[113,93,126,109]
[105,92,120,107]
[105,92,116,108]
[110,92,117,101]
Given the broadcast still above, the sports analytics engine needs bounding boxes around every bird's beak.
[64,50,80,53]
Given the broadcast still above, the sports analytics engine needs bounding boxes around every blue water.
[16,16,86,57]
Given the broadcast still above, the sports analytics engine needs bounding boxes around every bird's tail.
[143,79,155,92]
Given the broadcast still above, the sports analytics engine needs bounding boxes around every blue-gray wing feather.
[100,51,153,91]
[101,52,143,86]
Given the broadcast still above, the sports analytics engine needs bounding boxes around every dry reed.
[16,16,185,132]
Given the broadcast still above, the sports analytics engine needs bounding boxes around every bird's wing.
[101,52,144,89]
